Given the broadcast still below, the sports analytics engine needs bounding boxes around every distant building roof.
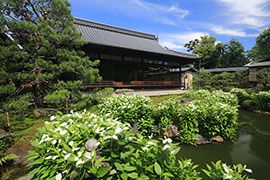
[201,67,248,73]
[245,60,270,68]
[74,18,197,59]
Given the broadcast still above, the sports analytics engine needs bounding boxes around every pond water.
[178,110,270,179]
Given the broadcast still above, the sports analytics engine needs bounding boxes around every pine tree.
[0,0,100,109]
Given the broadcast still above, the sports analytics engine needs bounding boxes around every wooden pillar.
[179,65,182,88]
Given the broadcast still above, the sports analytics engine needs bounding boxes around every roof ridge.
[74,17,158,40]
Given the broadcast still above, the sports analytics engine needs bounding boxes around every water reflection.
[179,110,270,179]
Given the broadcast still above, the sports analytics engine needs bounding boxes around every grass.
[150,94,183,107]
[1,117,45,180]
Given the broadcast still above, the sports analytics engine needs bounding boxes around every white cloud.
[79,0,189,26]
[216,0,270,28]
[210,25,258,37]
[159,32,209,50]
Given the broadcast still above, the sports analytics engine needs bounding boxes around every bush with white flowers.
[29,111,252,179]
[98,95,155,135]
[28,111,200,179]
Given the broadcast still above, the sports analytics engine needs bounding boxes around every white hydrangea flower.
[52,156,58,160]
[115,127,122,134]
[222,164,230,173]
[163,144,170,151]
[45,156,52,160]
[68,141,74,147]
[55,173,62,180]
[76,159,84,166]
[64,153,71,160]
[162,138,172,144]
[142,147,149,151]
[51,140,57,145]
[84,152,91,159]
[147,141,156,146]
[59,129,67,135]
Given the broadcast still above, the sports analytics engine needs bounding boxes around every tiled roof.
[245,61,270,67]
[201,67,248,73]
[74,18,197,59]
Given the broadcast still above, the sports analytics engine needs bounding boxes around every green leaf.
[154,162,162,175]
[114,162,123,171]
[138,175,150,180]
[124,166,136,172]
[120,173,128,180]
[97,166,111,178]
[128,172,138,179]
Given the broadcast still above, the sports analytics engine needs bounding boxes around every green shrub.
[211,72,239,91]
[98,95,154,134]
[29,112,200,179]
[185,90,211,100]
[186,90,238,107]
[242,100,256,110]
[177,102,200,144]
[193,72,247,91]
[230,88,252,105]
[196,101,238,139]
[3,94,31,115]
[154,98,179,129]
[177,100,238,143]
[193,72,213,90]
[255,91,270,111]
[203,160,253,180]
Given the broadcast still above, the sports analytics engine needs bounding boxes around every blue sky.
[69,0,270,51]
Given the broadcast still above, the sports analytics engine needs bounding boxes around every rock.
[114,89,135,95]
[181,98,192,104]
[85,139,100,152]
[33,108,57,118]
[153,125,159,133]
[212,135,224,143]
[256,84,264,90]
[17,175,31,180]
[164,125,179,138]
[131,122,139,134]
[195,134,212,145]
[0,129,10,139]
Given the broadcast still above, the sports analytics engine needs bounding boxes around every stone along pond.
[179,110,270,179]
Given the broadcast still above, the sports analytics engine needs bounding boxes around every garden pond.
[179,110,270,179]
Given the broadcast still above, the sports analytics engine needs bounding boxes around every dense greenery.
[193,71,248,91]
[29,111,200,179]
[98,95,154,135]
[203,161,252,180]
[97,92,238,144]
[29,111,252,179]
[251,28,270,61]
[184,36,248,69]
[0,0,100,110]
[230,88,270,112]
[181,90,238,141]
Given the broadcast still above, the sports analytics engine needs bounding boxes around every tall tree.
[0,0,100,108]
[220,39,247,67]
[252,28,270,60]
[185,35,221,68]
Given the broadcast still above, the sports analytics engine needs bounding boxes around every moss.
[1,119,45,179]
[150,94,182,107]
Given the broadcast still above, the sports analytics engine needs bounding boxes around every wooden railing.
[87,80,181,88]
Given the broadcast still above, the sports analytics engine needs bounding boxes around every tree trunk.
[33,83,44,107]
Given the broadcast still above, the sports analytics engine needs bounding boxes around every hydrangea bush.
[29,111,201,179]
[98,95,154,134]
[29,111,252,179]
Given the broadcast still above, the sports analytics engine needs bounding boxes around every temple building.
[74,18,198,88]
